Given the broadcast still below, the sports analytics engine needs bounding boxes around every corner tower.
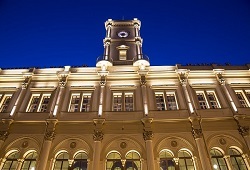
[96,18,150,67]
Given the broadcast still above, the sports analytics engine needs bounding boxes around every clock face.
[118,31,129,38]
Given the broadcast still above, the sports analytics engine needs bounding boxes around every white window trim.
[26,93,51,112]
[112,91,134,111]
[235,90,250,107]
[195,90,221,109]
[196,91,210,109]
[155,91,178,111]
[68,92,92,112]
[0,94,12,112]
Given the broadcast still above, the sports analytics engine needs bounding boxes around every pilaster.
[92,119,105,170]
[37,119,57,170]
[142,118,155,170]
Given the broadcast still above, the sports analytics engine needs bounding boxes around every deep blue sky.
[0,0,250,68]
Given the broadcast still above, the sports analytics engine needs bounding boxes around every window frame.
[112,91,134,111]
[234,90,250,108]
[26,93,51,112]
[0,93,13,113]
[154,90,179,111]
[195,89,221,109]
[2,151,20,170]
[210,148,228,170]
[68,91,93,112]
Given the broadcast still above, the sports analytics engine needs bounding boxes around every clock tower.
[96,18,150,67]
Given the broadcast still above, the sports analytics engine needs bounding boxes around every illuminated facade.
[0,18,250,170]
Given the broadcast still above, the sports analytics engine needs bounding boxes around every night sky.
[0,0,250,68]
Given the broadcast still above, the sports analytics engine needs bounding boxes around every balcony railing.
[96,55,113,63]
[133,54,150,62]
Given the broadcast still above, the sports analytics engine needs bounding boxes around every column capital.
[238,125,249,136]
[223,155,231,159]
[57,66,70,88]
[22,69,34,89]
[192,128,203,139]
[140,75,147,86]
[93,130,104,141]
[213,70,225,85]
[143,130,153,141]
[17,158,24,163]
[45,130,56,141]
[176,69,189,85]
[0,131,9,141]
[173,157,179,165]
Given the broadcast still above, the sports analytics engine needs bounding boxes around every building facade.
[0,18,250,170]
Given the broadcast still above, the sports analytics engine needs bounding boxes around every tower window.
[117,45,129,61]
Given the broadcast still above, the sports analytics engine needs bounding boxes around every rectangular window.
[68,92,92,112]
[235,90,250,108]
[155,93,166,111]
[155,91,178,111]
[27,93,51,112]
[0,94,12,113]
[112,92,134,111]
[196,90,220,109]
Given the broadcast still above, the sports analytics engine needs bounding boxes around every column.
[92,119,105,170]
[140,75,149,115]
[192,127,213,170]
[143,131,155,170]
[10,74,32,116]
[103,39,111,60]
[16,159,24,170]
[0,158,6,170]
[0,131,8,150]
[135,38,142,59]
[238,125,250,150]
[142,118,155,170]
[214,71,237,112]
[98,76,106,116]
[37,119,57,170]
[177,71,195,114]
[0,119,13,150]
[224,155,233,170]
[242,154,250,169]
[53,67,69,117]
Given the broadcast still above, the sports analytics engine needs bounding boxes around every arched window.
[54,152,69,170]
[2,151,20,170]
[21,151,38,170]
[210,148,228,170]
[228,148,247,170]
[159,150,176,170]
[125,151,141,170]
[71,152,88,170]
[106,151,122,170]
[178,150,195,170]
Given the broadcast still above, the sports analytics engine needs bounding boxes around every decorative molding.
[216,73,225,85]
[140,75,146,86]
[0,131,9,141]
[219,138,227,145]
[143,130,153,141]
[192,128,203,139]
[93,130,104,141]
[238,126,249,136]
[45,130,56,141]
[178,72,188,86]
[100,76,106,86]
[58,76,68,87]
[21,141,29,148]
[22,77,31,89]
